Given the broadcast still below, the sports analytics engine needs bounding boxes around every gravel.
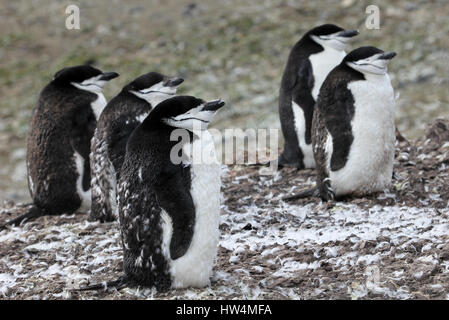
[1,119,448,300]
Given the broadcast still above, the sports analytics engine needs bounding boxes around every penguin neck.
[294,35,324,57]
[326,64,366,87]
[91,92,107,120]
[123,90,152,106]
[44,83,98,107]
[121,90,154,114]
[362,71,390,83]
[140,119,194,143]
[309,45,346,100]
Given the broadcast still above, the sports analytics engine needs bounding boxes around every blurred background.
[0,0,448,203]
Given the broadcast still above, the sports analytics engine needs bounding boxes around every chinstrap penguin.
[89,72,184,223]
[74,95,225,292]
[284,46,397,201]
[278,24,358,169]
[1,65,118,229]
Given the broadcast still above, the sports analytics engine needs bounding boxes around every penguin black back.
[278,24,358,169]
[89,72,183,222]
[117,99,196,289]
[285,46,397,201]
[79,95,225,292]
[2,65,118,229]
[104,72,183,175]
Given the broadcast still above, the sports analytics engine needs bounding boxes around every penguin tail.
[277,154,305,170]
[0,205,42,230]
[70,276,128,292]
[277,154,288,169]
[282,187,319,202]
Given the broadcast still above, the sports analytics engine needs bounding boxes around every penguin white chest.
[291,101,315,168]
[74,152,92,212]
[135,111,150,124]
[290,48,345,169]
[329,74,396,196]
[168,131,221,288]
[309,48,346,100]
[91,93,107,120]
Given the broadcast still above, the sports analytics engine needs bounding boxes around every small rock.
[243,223,252,230]
[438,243,449,260]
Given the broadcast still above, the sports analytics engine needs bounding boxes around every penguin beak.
[378,51,397,60]
[164,77,184,87]
[99,72,120,81]
[203,99,226,112]
[337,29,359,38]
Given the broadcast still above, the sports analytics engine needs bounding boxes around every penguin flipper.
[70,103,97,191]
[318,82,355,172]
[70,276,128,292]
[0,205,42,230]
[279,59,315,169]
[108,117,140,174]
[155,165,195,260]
[292,59,316,145]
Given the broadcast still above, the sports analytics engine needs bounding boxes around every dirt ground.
[1,119,449,300]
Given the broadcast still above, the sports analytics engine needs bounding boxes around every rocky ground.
[1,0,448,300]
[1,119,449,300]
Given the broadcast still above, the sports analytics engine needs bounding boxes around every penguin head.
[308,24,359,51]
[52,65,119,93]
[145,95,225,131]
[345,46,396,75]
[125,72,184,107]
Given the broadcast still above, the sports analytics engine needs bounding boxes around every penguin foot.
[282,186,319,201]
[70,276,128,292]
[320,178,335,202]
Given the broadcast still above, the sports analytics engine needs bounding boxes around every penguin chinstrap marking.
[76,96,225,292]
[89,72,184,223]
[278,24,358,169]
[284,46,397,202]
[1,65,119,229]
